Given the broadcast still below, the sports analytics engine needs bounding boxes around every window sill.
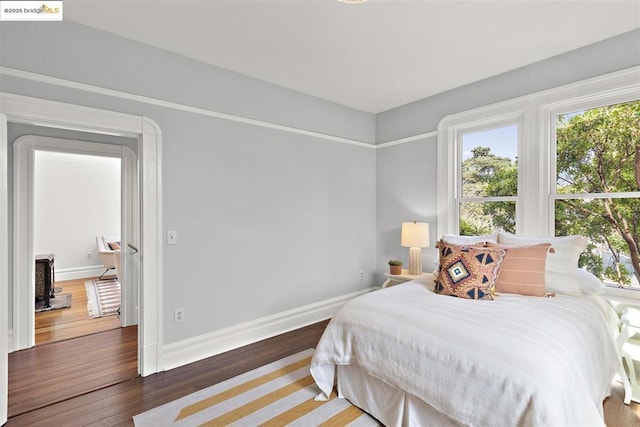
[601,286,639,314]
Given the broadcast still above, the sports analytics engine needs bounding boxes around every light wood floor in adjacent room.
[5,319,639,427]
[35,276,121,345]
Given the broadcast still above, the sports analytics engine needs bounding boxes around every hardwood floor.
[8,326,138,418]
[6,320,329,426]
[7,276,133,420]
[6,318,639,427]
[35,276,121,345]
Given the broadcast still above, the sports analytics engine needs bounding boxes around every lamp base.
[408,247,423,275]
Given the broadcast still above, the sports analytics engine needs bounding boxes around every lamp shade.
[401,222,430,248]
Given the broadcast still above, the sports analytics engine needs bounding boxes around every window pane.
[459,201,515,236]
[461,125,518,198]
[555,198,640,290]
[556,100,640,194]
[555,100,640,290]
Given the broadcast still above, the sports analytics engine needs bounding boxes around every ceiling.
[64,0,640,114]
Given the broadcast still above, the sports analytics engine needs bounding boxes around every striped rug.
[84,277,120,318]
[133,349,380,427]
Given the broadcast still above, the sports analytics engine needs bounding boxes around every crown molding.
[0,66,376,149]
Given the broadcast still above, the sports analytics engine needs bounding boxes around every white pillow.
[576,268,605,294]
[441,231,498,245]
[497,231,588,295]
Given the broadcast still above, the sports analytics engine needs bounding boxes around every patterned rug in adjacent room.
[133,348,380,426]
[85,277,120,318]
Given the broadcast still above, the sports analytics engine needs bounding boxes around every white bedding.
[311,275,621,426]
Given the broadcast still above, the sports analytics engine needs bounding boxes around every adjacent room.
[0,1,639,425]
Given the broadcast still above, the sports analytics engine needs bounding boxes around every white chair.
[113,249,121,282]
[96,234,120,279]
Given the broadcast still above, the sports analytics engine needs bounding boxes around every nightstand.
[619,306,640,404]
[382,269,427,288]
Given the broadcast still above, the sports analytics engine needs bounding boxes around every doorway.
[13,133,139,348]
[1,92,163,425]
[31,143,126,345]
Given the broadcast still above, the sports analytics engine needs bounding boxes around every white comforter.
[311,276,621,427]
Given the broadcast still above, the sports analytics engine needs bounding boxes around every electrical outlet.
[174,307,184,323]
[87,252,92,260]
[167,230,178,245]
[359,270,364,281]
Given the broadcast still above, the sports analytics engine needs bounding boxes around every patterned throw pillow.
[434,240,506,300]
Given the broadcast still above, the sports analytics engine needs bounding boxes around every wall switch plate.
[167,230,178,245]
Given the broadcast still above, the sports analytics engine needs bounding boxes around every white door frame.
[1,112,9,424]
[13,135,139,339]
[0,94,163,387]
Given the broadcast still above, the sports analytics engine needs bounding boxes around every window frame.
[437,66,640,299]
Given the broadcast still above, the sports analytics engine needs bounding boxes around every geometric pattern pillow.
[434,240,506,300]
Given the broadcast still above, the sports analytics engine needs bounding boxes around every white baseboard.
[160,287,376,372]
[55,265,107,281]
[7,329,14,353]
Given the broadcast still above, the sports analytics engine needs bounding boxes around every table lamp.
[401,221,430,275]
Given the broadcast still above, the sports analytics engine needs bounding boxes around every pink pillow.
[486,242,553,297]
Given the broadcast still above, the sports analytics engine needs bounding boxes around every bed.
[311,242,622,426]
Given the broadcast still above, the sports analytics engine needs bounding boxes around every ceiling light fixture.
[338,0,368,4]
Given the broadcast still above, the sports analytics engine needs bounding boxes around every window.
[438,67,640,296]
[553,101,640,290]
[459,124,518,235]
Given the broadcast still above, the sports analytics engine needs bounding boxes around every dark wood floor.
[8,326,138,419]
[6,318,639,426]
[6,321,330,426]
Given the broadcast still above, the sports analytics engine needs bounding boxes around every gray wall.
[374,29,640,284]
[1,21,377,344]
[2,20,638,346]
[376,29,640,143]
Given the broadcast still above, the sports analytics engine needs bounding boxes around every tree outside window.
[459,100,639,289]
[555,100,640,288]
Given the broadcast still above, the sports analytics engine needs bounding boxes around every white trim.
[376,130,438,148]
[54,265,107,282]
[0,66,375,149]
[0,112,8,425]
[552,192,640,200]
[6,330,13,354]
[12,136,35,350]
[1,93,162,378]
[437,66,640,239]
[601,288,640,310]
[161,287,375,372]
[12,135,135,349]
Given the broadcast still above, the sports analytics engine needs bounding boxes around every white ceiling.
[64,0,640,113]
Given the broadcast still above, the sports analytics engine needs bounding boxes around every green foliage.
[555,100,640,286]
[460,145,516,234]
[459,216,492,236]
[462,147,513,196]
[459,100,640,287]
[388,260,402,266]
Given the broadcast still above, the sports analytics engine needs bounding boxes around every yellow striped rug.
[133,349,380,426]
